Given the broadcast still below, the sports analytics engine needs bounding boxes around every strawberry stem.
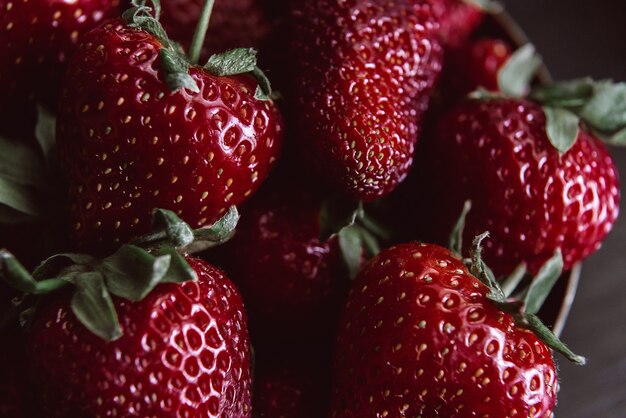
[189,0,216,65]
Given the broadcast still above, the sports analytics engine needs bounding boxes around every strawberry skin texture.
[28,257,252,417]
[0,0,123,110]
[214,181,350,347]
[57,20,284,252]
[331,243,558,417]
[161,0,270,61]
[416,99,620,276]
[291,0,443,201]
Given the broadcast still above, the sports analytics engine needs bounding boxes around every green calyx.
[471,43,626,154]
[0,106,62,225]
[132,206,240,253]
[204,48,274,101]
[498,44,543,98]
[531,78,626,151]
[0,208,239,341]
[469,234,586,365]
[122,1,274,100]
[449,203,585,365]
[319,199,389,279]
[123,0,199,93]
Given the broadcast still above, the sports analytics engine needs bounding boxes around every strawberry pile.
[0,0,624,416]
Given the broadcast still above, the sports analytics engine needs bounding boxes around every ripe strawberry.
[415,96,620,276]
[0,0,124,116]
[57,8,283,252]
[432,0,486,48]
[1,207,251,418]
[442,37,513,101]
[211,179,351,349]
[160,0,270,61]
[27,256,251,417]
[331,242,582,417]
[289,0,443,201]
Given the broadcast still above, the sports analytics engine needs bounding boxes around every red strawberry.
[442,37,513,101]
[57,10,283,253]
[289,0,443,201]
[431,0,486,48]
[0,0,124,117]
[331,242,582,417]
[253,364,329,418]
[1,248,252,418]
[211,179,351,349]
[415,96,620,276]
[160,0,270,61]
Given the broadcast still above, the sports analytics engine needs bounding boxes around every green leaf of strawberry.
[100,245,176,302]
[132,208,195,249]
[467,234,585,364]
[123,0,199,93]
[157,247,198,283]
[159,48,200,93]
[35,105,57,164]
[71,271,122,341]
[338,225,364,280]
[531,79,626,147]
[530,77,596,107]
[0,208,237,340]
[123,0,167,42]
[580,81,626,132]
[204,48,274,101]
[0,252,67,295]
[522,249,563,314]
[524,313,586,365]
[205,48,258,76]
[0,108,64,226]
[0,177,44,223]
[543,106,581,154]
[498,44,542,98]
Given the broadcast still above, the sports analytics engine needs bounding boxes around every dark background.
[500,1,626,416]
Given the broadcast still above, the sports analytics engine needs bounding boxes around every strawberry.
[0,0,124,118]
[57,3,283,253]
[431,0,488,48]
[160,0,270,61]
[289,0,443,201]
[1,210,251,417]
[331,241,584,417]
[414,79,622,275]
[211,179,352,350]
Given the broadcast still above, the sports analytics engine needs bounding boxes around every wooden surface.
[500,1,626,416]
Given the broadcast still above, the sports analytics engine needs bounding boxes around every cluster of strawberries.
[0,0,624,417]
